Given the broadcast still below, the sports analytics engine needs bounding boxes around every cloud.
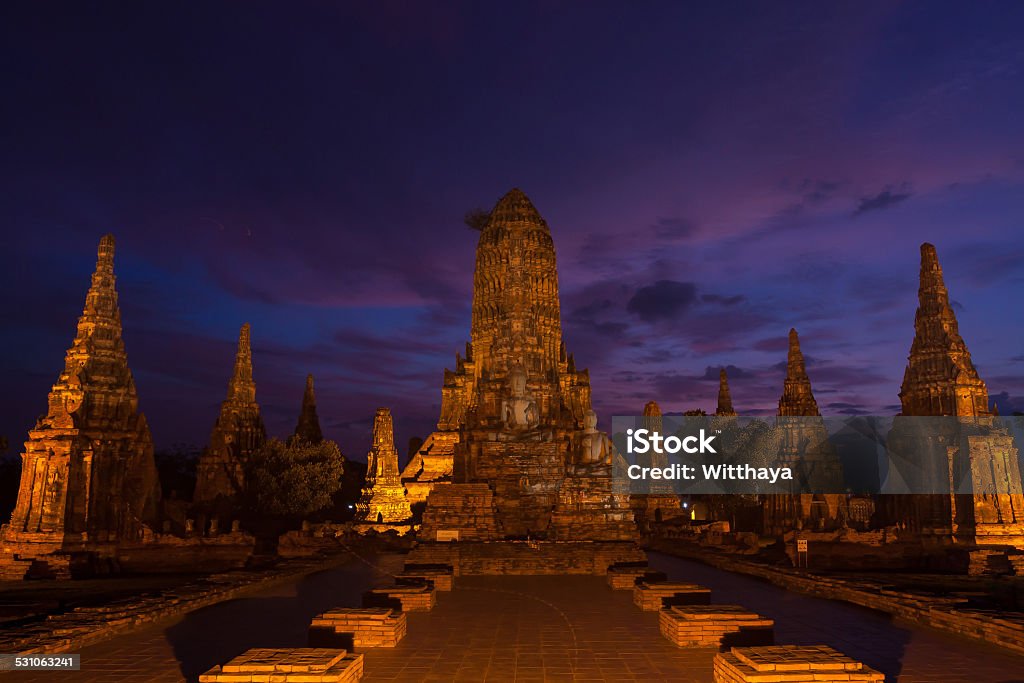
[701,293,745,306]
[626,280,698,322]
[651,217,696,241]
[852,188,912,217]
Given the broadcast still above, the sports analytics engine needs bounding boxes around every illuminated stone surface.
[193,323,266,507]
[0,234,160,579]
[354,408,412,530]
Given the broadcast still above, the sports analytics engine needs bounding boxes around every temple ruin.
[407,188,641,571]
[354,408,412,532]
[0,235,160,579]
[193,323,266,509]
[292,374,324,444]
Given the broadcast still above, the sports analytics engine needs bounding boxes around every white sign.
[436,529,460,542]
[796,539,808,552]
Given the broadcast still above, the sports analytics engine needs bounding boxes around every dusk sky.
[2,2,1023,461]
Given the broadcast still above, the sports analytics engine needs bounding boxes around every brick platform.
[199,647,364,682]
[659,605,774,648]
[713,645,884,683]
[395,566,454,591]
[405,540,646,575]
[633,581,712,611]
[310,608,407,648]
[363,584,436,611]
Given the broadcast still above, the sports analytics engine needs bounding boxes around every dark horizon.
[2,2,1023,461]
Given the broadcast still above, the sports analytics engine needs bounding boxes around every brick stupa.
[715,368,737,417]
[355,408,412,533]
[886,243,1024,551]
[292,374,323,444]
[765,329,845,535]
[0,235,160,579]
[407,189,641,572]
[193,324,266,509]
[629,401,683,530]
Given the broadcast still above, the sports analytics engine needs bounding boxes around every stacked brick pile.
[607,565,662,590]
[633,581,711,611]
[713,646,883,683]
[659,605,774,648]
[199,648,363,683]
[396,566,454,591]
[310,608,407,648]
[364,584,436,612]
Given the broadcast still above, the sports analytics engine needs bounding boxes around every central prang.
[409,189,639,555]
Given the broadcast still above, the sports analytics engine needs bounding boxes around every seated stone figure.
[501,365,540,432]
[577,410,613,467]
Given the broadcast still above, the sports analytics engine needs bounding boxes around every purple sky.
[2,2,1023,461]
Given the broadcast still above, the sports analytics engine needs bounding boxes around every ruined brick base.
[633,581,712,611]
[606,565,651,590]
[405,540,646,575]
[660,605,774,648]
[395,567,454,591]
[199,648,363,682]
[363,584,436,612]
[310,608,407,648]
[713,646,883,683]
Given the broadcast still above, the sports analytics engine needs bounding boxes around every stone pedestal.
[713,646,883,683]
[396,566,454,591]
[199,648,363,682]
[606,564,652,590]
[309,608,407,648]
[633,581,711,611]
[363,584,436,612]
[660,605,774,648]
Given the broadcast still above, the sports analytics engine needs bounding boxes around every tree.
[246,438,345,518]
[464,208,490,231]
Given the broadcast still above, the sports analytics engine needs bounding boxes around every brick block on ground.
[606,564,652,590]
[713,645,884,683]
[395,567,454,591]
[199,647,363,682]
[659,604,774,649]
[363,584,436,612]
[633,581,711,611]
[309,608,408,649]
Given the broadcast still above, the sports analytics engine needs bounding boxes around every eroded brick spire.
[899,243,990,416]
[716,368,737,416]
[778,329,820,416]
[293,373,323,444]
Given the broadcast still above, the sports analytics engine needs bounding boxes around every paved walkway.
[4,550,1024,682]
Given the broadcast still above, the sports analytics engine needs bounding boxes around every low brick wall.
[199,647,363,683]
[310,608,407,648]
[607,565,651,590]
[660,605,774,648]
[633,581,711,611]
[406,540,646,575]
[649,541,1024,656]
[713,645,884,683]
[0,553,356,655]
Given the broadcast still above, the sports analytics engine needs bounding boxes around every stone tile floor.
[3,550,1024,682]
